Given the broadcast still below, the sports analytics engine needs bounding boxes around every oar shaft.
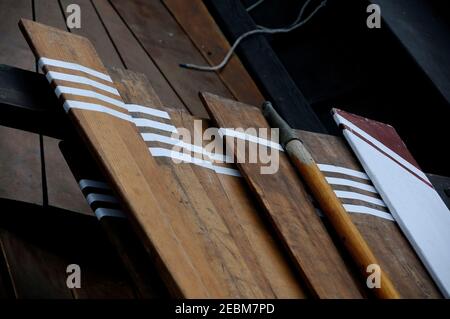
[262,102,400,299]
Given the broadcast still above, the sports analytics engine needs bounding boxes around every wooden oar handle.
[286,140,399,299]
[262,101,298,147]
[263,101,400,299]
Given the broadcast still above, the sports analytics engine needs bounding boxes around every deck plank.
[91,0,185,112]
[35,0,92,215]
[0,0,42,205]
[201,92,363,298]
[59,0,124,68]
[163,0,265,107]
[110,0,233,118]
[116,68,306,298]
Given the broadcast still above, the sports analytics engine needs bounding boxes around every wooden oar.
[262,102,400,299]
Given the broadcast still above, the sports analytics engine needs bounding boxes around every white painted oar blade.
[334,109,450,298]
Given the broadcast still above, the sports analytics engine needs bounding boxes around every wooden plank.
[35,0,68,31]
[0,0,42,205]
[0,0,35,71]
[205,0,326,132]
[35,0,92,215]
[334,109,450,298]
[59,68,172,298]
[297,130,441,298]
[0,64,69,139]
[43,136,92,214]
[163,0,265,107]
[0,230,73,298]
[201,92,362,298]
[114,67,305,298]
[20,19,304,297]
[110,0,233,118]
[0,126,42,204]
[91,0,185,112]
[59,0,124,68]
[0,198,138,299]
[60,140,167,299]
[21,20,308,298]
[0,2,69,297]
[0,66,165,297]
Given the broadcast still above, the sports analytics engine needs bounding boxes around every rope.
[180,0,327,72]
[246,0,265,12]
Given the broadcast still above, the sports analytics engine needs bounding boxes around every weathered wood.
[0,0,42,205]
[91,0,185,111]
[21,19,305,297]
[205,0,326,132]
[0,198,138,299]
[60,0,124,68]
[296,130,441,298]
[35,0,68,31]
[201,92,362,298]
[58,68,172,298]
[163,0,265,107]
[115,68,305,298]
[263,102,399,298]
[0,0,35,71]
[60,138,167,298]
[43,136,92,214]
[110,0,233,118]
[0,126,43,204]
[34,0,93,215]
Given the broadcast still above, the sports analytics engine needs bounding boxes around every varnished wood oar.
[262,102,400,299]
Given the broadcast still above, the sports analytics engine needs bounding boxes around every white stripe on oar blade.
[325,177,378,194]
[126,104,170,119]
[56,86,126,110]
[39,57,113,82]
[334,190,386,207]
[343,204,394,221]
[318,164,369,180]
[63,100,132,122]
[149,147,241,177]
[46,71,120,96]
[141,133,232,162]
[218,128,284,151]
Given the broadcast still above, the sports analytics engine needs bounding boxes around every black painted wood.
[0,64,68,139]
[205,0,326,133]
[372,0,450,104]
[427,174,450,210]
[59,140,169,299]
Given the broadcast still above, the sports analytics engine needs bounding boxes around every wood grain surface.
[91,0,185,112]
[110,0,233,118]
[120,68,305,298]
[60,0,124,68]
[20,19,305,298]
[201,92,363,298]
[297,130,441,298]
[163,0,265,107]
